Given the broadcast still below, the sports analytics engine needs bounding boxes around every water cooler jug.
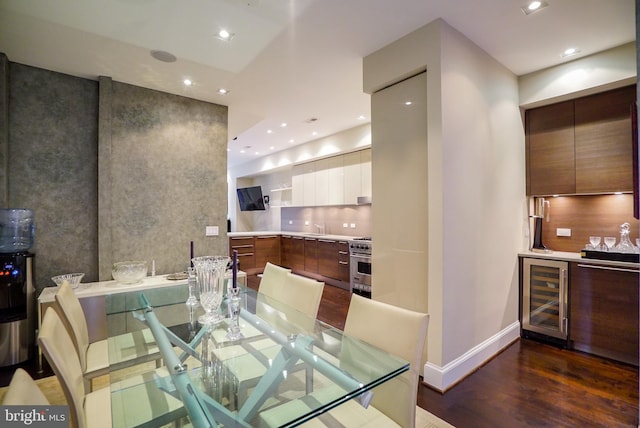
[0,209,35,367]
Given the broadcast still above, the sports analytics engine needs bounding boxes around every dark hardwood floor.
[3,275,637,428]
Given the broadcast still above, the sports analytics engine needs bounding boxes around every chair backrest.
[282,273,325,319]
[54,280,90,372]
[256,271,324,334]
[1,368,49,405]
[343,294,429,428]
[258,262,291,300]
[38,307,87,428]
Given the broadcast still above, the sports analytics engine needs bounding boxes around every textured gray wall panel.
[8,63,98,291]
[5,61,228,291]
[105,82,228,276]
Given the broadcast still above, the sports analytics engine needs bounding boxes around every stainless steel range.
[349,237,372,298]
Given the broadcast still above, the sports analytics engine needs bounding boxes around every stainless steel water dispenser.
[0,209,36,367]
[0,252,35,366]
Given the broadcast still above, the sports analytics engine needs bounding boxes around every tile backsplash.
[281,205,372,237]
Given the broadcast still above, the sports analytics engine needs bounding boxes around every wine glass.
[603,236,616,252]
[192,255,230,326]
[589,236,601,251]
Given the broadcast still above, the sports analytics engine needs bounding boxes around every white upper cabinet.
[343,151,362,205]
[292,164,305,206]
[327,155,344,205]
[314,158,330,206]
[360,149,372,199]
[302,163,316,206]
[290,148,371,207]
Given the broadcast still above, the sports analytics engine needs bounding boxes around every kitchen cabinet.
[281,235,304,271]
[526,101,575,196]
[292,165,305,206]
[304,237,318,273]
[569,262,639,366]
[574,86,636,194]
[526,85,636,196]
[317,238,350,282]
[290,149,371,206]
[327,156,344,205]
[229,236,256,273]
[254,235,281,270]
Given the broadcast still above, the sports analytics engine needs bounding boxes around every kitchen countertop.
[518,250,639,269]
[228,231,358,241]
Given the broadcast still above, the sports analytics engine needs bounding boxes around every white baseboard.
[422,321,520,392]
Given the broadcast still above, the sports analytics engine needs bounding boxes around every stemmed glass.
[185,267,199,307]
[603,237,616,252]
[192,255,230,326]
[589,236,601,251]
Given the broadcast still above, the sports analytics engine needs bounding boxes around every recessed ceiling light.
[215,29,235,41]
[312,131,318,136]
[217,88,230,95]
[269,146,275,150]
[267,130,273,134]
[521,1,548,15]
[289,139,295,144]
[240,149,246,154]
[561,47,581,58]
[183,79,192,86]
[358,115,367,120]
[150,50,177,63]
[254,151,260,155]
[405,101,412,106]
[280,123,287,127]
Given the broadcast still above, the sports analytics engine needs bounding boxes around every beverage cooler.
[0,209,36,367]
[521,257,569,346]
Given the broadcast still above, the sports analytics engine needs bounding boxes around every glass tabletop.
[105,283,409,427]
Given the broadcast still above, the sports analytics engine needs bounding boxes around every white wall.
[519,42,636,108]
[364,18,526,390]
[439,22,526,365]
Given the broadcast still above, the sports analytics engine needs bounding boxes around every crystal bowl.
[112,261,147,284]
[51,273,85,289]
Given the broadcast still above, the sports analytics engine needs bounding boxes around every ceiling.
[0,0,635,168]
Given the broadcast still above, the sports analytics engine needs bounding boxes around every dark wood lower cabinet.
[281,235,304,271]
[232,234,350,289]
[304,238,318,274]
[569,262,639,366]
[254,235,280,269]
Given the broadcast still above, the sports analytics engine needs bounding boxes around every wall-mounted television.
[237,186,266,211]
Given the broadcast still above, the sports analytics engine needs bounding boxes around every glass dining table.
[104,282,409,427]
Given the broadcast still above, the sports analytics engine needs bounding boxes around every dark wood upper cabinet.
[526,85,636,196]
[526,100,576,196]
[574,85,636,194]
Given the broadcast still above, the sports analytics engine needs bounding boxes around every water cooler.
[0,209,35,367]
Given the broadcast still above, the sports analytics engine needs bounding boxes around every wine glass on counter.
[603,236,616,252]
[589,236,602,251]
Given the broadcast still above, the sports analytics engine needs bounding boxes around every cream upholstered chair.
[258,262,292,297]
[39,307,113,428]
[2,368,49,405]
[260,272,325,321]
[258,293,430,427]
[54,280,159,391]
[214,272,325,405]
[38,308,185,428]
